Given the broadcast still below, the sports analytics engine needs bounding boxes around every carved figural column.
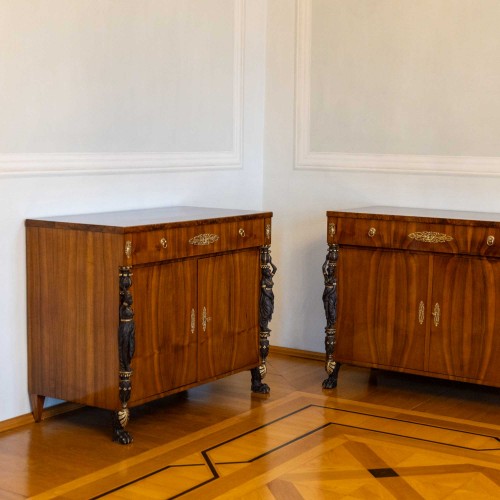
[251,245,277,394]
[322,244,341,389]
[113,266,136,444]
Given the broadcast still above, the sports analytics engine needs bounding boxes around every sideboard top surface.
[26,206,273,233]
[327,206,500,227]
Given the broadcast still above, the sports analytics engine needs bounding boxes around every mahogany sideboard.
[26,206,276,443]
[322,207,500,389]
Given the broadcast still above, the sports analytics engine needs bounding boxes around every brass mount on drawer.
[189,233,220,246]
[408,231,453,243]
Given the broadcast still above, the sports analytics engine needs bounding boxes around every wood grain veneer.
[26,206,274,443]
[323,206,500,388]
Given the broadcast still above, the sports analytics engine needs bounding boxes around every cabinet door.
[130,260,198,403]
[336,247,429,371]
[197,249,260,380]
[429,255,500,385]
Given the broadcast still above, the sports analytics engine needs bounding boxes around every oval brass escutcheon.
[190,309,195,335]
[418,300,425,325]
[432,303,440,327]
[124,240,132,259]
[160,237,168,249]
[368,227,376,238]
[487,235,495,246]
[238,228,246,237]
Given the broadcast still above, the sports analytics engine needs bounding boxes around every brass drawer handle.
[368,227,376,238]
[487,235,495,246]
[238,228,246,237]
[432,303,440,327]
[160,237,168,249]
[189,233,220,246]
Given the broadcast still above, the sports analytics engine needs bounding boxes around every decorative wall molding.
[0,0,245,178]
[295,0,500,177]
[0,151,241,177]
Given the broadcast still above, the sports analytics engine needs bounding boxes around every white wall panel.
[0,0,243,174]
[296,0,500,175]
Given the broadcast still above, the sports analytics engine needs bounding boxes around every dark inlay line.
[91,463,207,499]
[326,421,498,452]
[92,402,499,499]
[202,404,319,454]
[216,423,331,465]
[309,404,500,450]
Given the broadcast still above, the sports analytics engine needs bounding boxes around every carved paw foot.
[251,382,270,394]
[250,367,270,394]
[322,376,338,389]
[322,362,341,389]
[113,428,133,445]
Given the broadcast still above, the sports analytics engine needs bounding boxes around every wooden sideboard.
[322,207,500,389]
[26,206,276,443]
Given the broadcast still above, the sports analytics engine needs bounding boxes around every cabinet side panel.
[27,227,54,396]
[336,247,428,371]
[198,250,260,380]
[429,255,500,385]
[27,226,123,409]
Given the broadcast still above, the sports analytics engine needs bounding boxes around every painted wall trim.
[0,0,245,178]
[294,0,500,177]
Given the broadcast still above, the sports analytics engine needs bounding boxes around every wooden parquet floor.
[1,354,499,499]
[30,393,500,499]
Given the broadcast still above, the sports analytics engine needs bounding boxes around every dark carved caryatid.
[113,266,135,444]
[322,244,341,389]
[251,245,277,394]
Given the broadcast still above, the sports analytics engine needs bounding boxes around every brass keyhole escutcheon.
[190,309,195,335]
[238,228,246,237]
[487,235,495,246]
[202,306,212,332]
[124,240,132,259]
[432,303,440,327]
[368,227,376,238]
[160,238,168,249]
[418,301,425,325]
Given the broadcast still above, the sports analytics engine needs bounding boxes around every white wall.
[0,0,267,422]
[264,0,500,354]
[309,0,500,157]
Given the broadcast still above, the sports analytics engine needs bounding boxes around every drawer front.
[329,217,500,257]
[130,218,265,264]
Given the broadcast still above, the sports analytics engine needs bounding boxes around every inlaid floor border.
[30,393,500,499]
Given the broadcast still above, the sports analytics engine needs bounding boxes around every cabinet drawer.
[130,218,265,264]
[330,217,500,257]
